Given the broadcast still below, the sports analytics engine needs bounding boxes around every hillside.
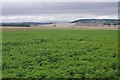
[71,19,118,25]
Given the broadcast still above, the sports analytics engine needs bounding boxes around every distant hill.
[71,19,118,25]
[0,22,53,27]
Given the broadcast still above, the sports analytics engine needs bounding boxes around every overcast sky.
[1,2,118,22]
[1,0,119,2]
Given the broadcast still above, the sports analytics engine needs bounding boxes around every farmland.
[2,29,118,78]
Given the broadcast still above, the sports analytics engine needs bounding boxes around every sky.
[1,0,119,2]
[1,1,119,22]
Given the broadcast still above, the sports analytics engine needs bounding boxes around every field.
[2,29,119,78]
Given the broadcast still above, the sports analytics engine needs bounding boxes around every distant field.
[1,24,118,31]
[2,29,118,78]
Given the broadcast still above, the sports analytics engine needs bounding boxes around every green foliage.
[2,29,118,78]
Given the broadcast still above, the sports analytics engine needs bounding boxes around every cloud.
[1,0,119,2]
[1,14,117,22]
[2,2,118,15]
[1,2,118,22]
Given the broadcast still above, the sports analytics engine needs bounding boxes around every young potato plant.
[2,29,118,78]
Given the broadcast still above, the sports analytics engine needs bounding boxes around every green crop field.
[2,29,119,78]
